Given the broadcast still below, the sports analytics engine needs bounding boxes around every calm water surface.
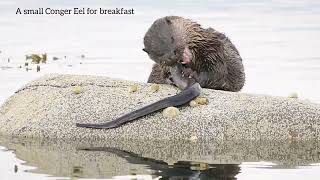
[0,0,320,179]
[1,137,320,180]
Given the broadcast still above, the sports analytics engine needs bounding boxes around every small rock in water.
[42,53,47,63]
[129,84,139,93]
[288,92,298,99]
[166,160,176,166]
[30,54,42,64]
[73,86,83,94]
[150,84,160,93]
[189,100,198,107]
[25,55,31,60]
[195,97,209,105]
[163,107,180,118]
[14,165,18,173]
[190,162,209,171]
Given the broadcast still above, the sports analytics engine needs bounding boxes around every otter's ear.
[165,17,172,25]
[142,48,149,54]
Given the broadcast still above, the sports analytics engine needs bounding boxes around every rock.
[42,54,47,63]
[30,54,42,64]
[189,135,198,143]
[189,100,198,107]
[73,86,83,94]
[0,74,319,141]
[288,92,299,99]
[163,107,180,118]
[128,84,139,93]
[195,97,209,105]
[149,84,160,93]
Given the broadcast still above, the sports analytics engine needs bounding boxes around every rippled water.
[1,0,320,179]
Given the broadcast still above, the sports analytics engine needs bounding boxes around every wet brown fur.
[145,16,245,92]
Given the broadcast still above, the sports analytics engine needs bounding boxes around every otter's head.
[143,16,193,66]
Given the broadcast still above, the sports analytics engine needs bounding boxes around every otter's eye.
[173,49,177,55]
[165,17,172,24]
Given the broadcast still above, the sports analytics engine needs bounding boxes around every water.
[1,137,320,180]
[0,0,320,179]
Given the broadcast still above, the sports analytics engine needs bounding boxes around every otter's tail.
[76,83,201,129]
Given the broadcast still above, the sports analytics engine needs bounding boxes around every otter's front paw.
[181,68,193,78]
[182,68,199,81]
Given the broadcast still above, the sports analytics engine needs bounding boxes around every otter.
[146,16,245,91]
[76,16,245,129]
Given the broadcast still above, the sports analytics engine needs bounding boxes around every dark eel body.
[76,82,200,129]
